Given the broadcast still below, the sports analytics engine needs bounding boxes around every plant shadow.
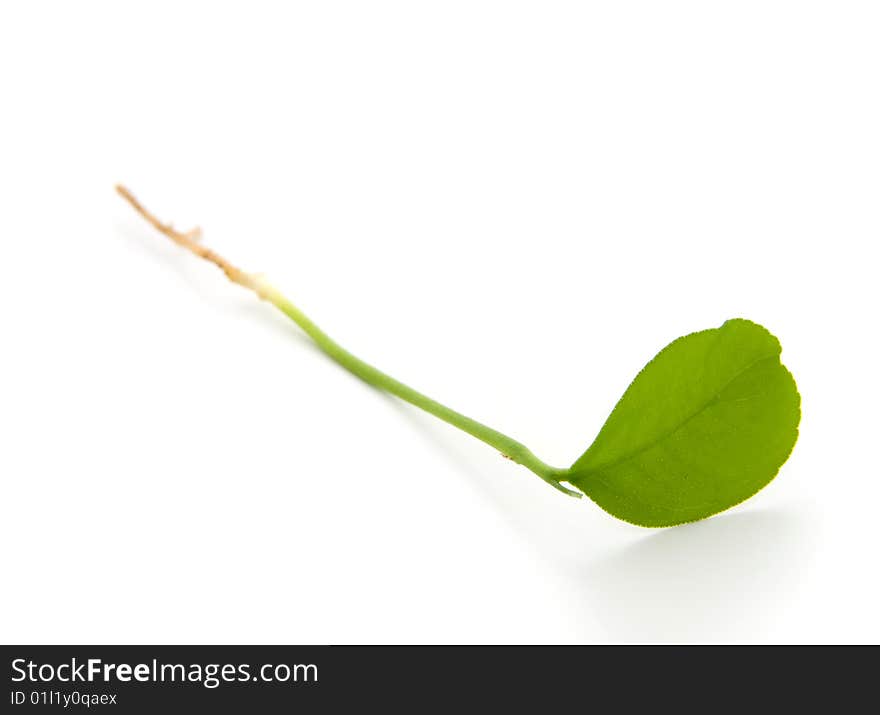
[577,507,814,642]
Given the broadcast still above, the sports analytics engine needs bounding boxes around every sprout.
[117,186,800,527]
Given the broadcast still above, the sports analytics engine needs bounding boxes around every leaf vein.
[583,353,779,474]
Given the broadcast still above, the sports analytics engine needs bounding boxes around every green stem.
[260,283,580,497]
[113,184,578,497]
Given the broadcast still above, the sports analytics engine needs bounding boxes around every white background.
[1,2,878,644]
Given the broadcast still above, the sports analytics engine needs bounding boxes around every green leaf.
[566,319,800,527]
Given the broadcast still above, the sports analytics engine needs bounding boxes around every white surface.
[1,1,878,644]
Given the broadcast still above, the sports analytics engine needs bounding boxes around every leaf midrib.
[574,353,779,476]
